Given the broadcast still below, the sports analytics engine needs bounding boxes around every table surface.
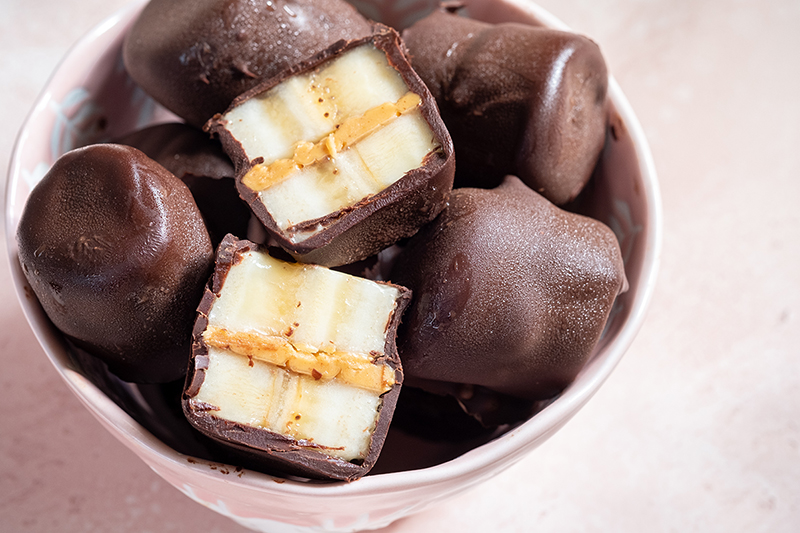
[2,0,799,531]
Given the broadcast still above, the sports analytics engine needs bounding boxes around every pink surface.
[1,0,798,532]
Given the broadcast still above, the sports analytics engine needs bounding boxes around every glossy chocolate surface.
[116,122,234,181]
[403,8,609,205]
[16,144,214,383]
[390,176,627,400]
[116,122,250,247]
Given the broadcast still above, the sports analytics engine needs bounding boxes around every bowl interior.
[4,0,660,525]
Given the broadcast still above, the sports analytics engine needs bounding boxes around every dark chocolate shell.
[390,176,627,401]
[16,144,214,383]
[403,9,609,205]
[115,122,250,247]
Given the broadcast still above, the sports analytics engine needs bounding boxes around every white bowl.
[4,0,661,531]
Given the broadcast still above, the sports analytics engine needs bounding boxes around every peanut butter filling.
[241,92,423,191]
[203,325,396,394]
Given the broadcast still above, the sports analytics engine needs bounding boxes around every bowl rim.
[4,0,662,498]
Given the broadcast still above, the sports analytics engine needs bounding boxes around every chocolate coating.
[16,144,214,383]
[389,176,627,400]
[209,27,455,267]
[402,9,609,205]
[390,386,496,441]
[116,122,251,246]
[115,122,235,181]
[123,0,373,128]
[183,235,410,481]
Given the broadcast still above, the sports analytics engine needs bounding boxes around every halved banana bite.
[207,27,455,267]
[183,235,410,481]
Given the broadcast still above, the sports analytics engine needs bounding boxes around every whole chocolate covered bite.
[115,122,250,246]
[16,144,214,383]
[123,0,373,128]
[389,176,627,401]
[402,8,609,205]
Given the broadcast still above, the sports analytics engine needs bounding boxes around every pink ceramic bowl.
[5,0,661,531]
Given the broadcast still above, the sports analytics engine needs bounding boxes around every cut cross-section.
[183,235,410,481]
[207,27,455,267]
